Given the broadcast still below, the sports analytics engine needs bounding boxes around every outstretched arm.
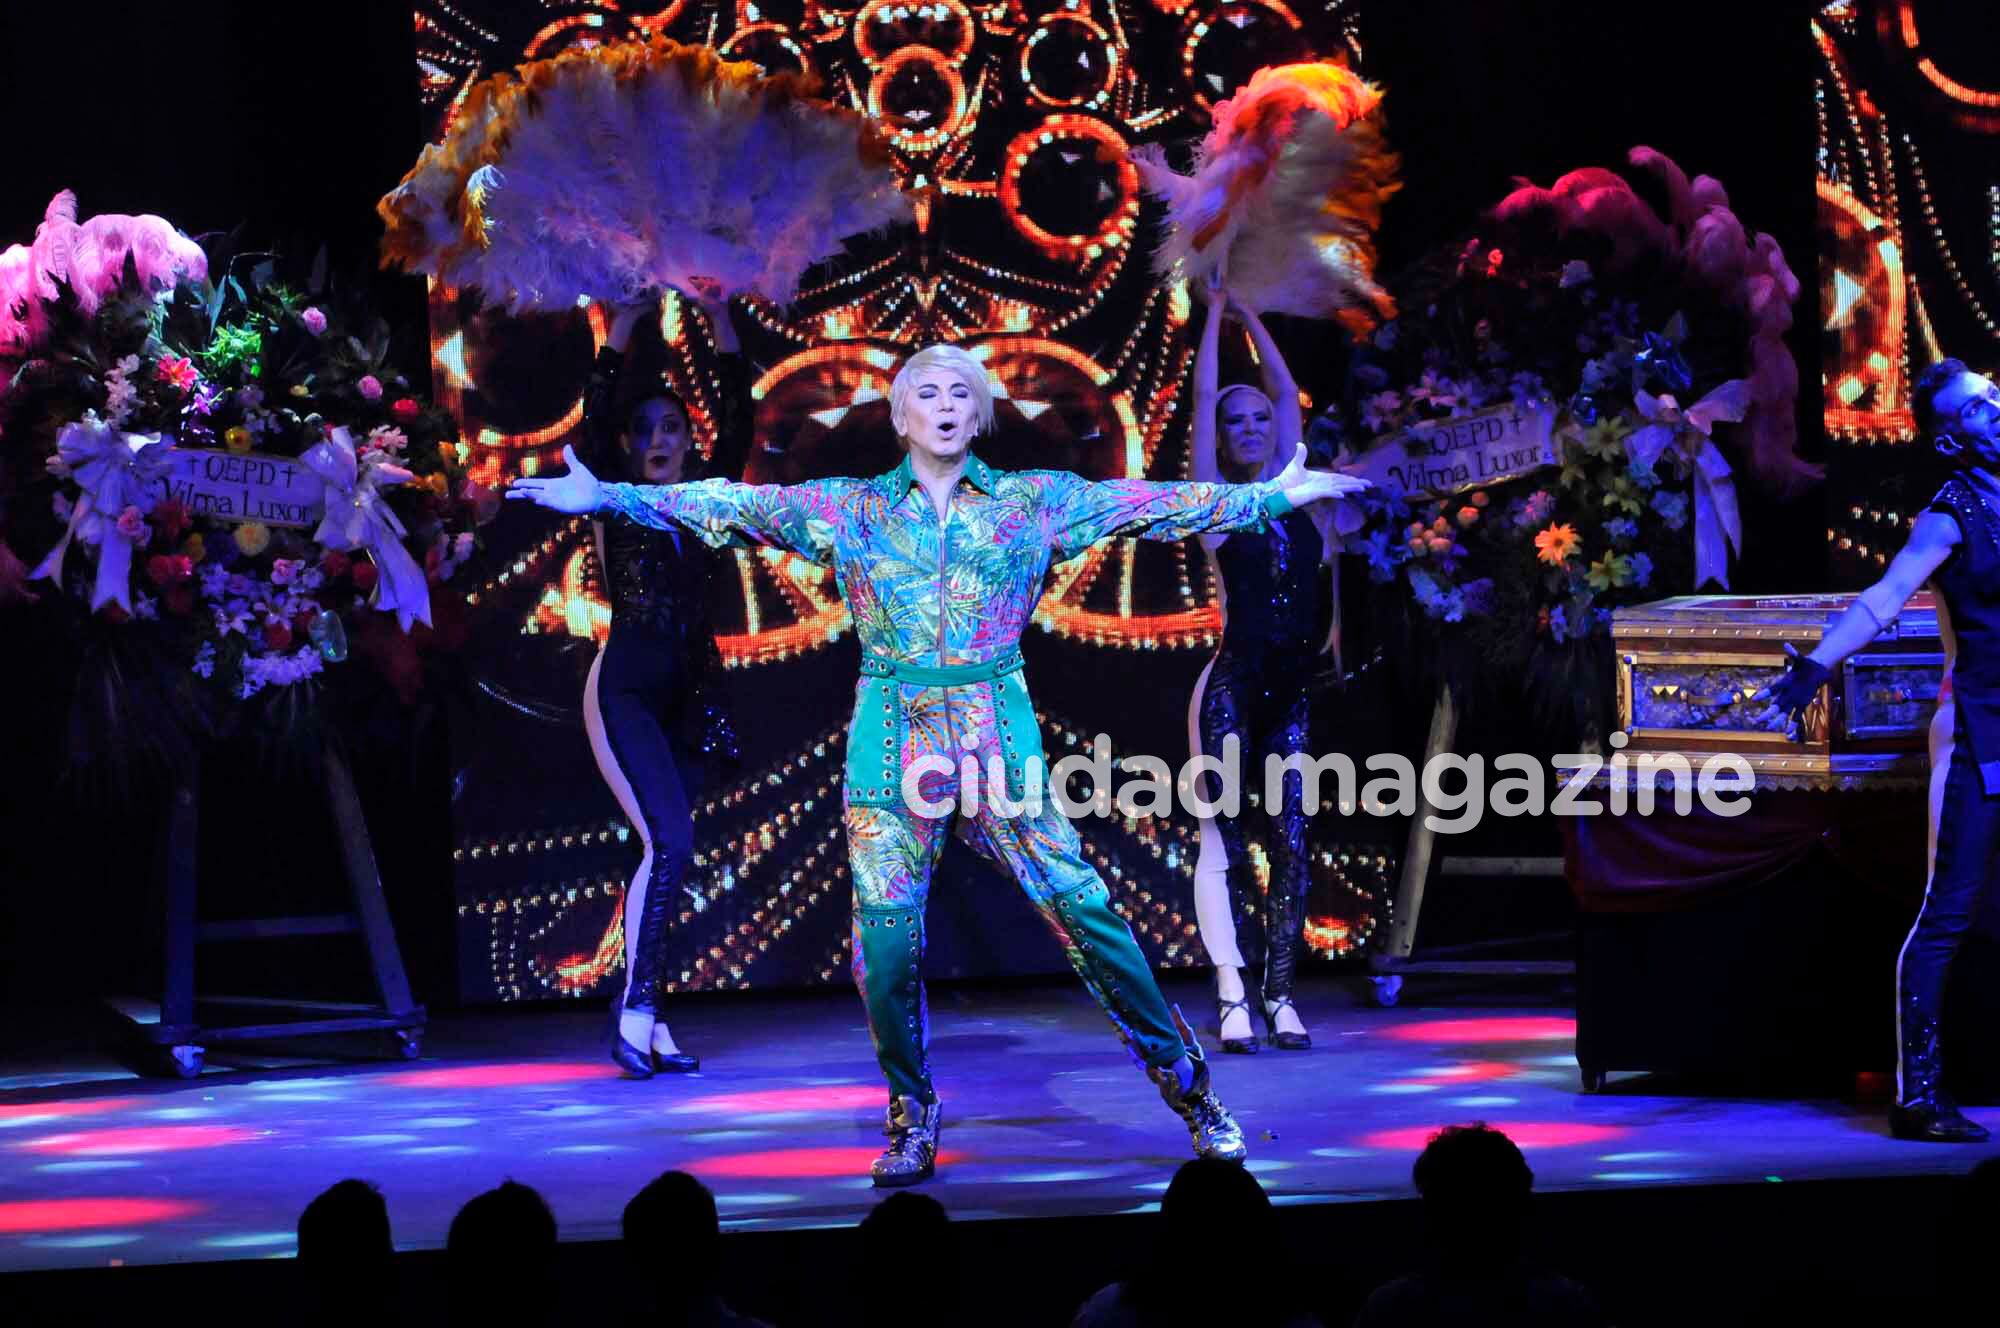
[1043,445,1369,560]
[1756,509,1958,723]
[508,446,848,564]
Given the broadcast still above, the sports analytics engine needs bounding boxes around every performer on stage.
[1763,358,2000,1143]
[509,343,1369,1183]
[1186,271,1343,1054]
[581,294,741,1079]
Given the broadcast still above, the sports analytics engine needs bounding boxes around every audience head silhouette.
[446,1179,558,1325]
[624,1170,721,1296]
[1412,1123,1534,1273]
[297,1179,394,1323]
[858,1192,957,1319]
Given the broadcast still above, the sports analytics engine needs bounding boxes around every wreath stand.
[1367,684,1576,1005]
[108,743,427,1077]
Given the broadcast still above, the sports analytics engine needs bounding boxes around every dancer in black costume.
[1763,359,2000,1142]
[1186,270,1344,1054]
[582,294,741,1077]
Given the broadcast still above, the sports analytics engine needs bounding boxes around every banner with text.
[157,448,323,528]
[1350,402,1557,500]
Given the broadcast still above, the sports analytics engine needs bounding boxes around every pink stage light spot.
[0,1098,137,1123]
[1401,1062,1520,1085]
[1382,1017,1576,1044]
[18,1126,260,1155]
[1361,1122,1627,1151]
[0,1198,201,1234]
[671,1086,887,1116]
[686,1147,970,1179]
[383,1063,616,1089]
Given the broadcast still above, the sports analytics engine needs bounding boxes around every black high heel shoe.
[609,1006,655,1079]
[650,1043,700,1074]
[1261,994,1311,1051]
[1217,995,1260,1055]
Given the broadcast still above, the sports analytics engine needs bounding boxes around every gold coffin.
[1608,592,1942,792]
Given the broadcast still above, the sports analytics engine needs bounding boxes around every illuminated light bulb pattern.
[413,0,1391,998]
[1813,6,2000,590]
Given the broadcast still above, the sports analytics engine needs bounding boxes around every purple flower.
[301,308,327,336]
[1651,490,1688,531]
[1629,553,1654,587]
[357,375,383,401]
[1606,517,1638,544]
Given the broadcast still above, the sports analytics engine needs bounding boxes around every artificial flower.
[233,522,271,557]
[1559,259,1593,288]
[115,506,149,542]
[357,375,383,401]
[301,307,327,335]
[1361,390,1402,432]
[1456,505,1479,528]
[352,559,379,594]
[270,558,300,586]
[182,533,206,563]
[223,426,254,453]
[1586,551,1634,591]
[320,550,352,579]
[263,621,293,651]
[157,355,198,393]
[290,383,310,398]
[1651,489,1688,530]
[1629,552,1654,587]
[1534,522,1580,565]
[364,425,407,454]
[1605,517,1638,544]
[1470,491,1490,508]
[392,398,420,420]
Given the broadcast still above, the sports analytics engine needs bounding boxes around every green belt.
[858,650,1024,687]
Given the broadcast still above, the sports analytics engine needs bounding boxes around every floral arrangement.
[1,192,493,771]
[1318,148,1811,741]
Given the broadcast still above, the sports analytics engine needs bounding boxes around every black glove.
[1766,649,1831,727]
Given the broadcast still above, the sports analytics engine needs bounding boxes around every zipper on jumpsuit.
[934,488,958,760]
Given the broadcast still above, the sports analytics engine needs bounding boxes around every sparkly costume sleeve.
[598,477,851,564]
[1043,472,1295,560]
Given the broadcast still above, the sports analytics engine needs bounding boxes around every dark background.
[0,0,1829,1016]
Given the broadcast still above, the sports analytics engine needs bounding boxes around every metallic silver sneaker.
[871,1095,942,1187]
[1150,1042,1247,1164]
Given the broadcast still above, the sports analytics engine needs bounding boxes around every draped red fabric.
[1563,788,1929,913]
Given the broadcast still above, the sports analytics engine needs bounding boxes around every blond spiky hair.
[888,344,996,446]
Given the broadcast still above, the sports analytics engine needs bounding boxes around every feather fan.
[378,38,910,311]
[1132,61,1400,335]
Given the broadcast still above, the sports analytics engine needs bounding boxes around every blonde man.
[512,342,1370,1184]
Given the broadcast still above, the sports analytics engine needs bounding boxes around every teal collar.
[874,452,998,501]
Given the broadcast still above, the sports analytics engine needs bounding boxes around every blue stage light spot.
[21,1234,142,1249]
[203,1232,296,1249]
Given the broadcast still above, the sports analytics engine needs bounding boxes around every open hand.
[1750,643,1831,734]
[1275,443,1371,508]
[504,445,602,515]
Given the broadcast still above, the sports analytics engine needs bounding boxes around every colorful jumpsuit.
[600,452,1297,1105]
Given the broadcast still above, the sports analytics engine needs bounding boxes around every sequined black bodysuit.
[1198,508,1323,1000]
[585,345,739,1014]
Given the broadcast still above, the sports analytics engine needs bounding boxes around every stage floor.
[1,975,1992,1275]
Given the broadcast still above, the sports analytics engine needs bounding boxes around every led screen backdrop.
[1814,2,2000,585]
[421,1,1398,1003]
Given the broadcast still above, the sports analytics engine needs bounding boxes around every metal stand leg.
[110,746,427,1075]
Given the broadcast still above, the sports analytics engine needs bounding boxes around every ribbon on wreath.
[302,426,432,630]
[1624,379,1749,590]
[31,413,175,612]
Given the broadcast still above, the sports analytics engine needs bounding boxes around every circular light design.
[1884,1,2000,129]
[854,0,976,69]
[1180,0,1307,110]
[868,45,970,153]
[1020,15,1121,110]
[999,115,1141,263]
[720,22,809,76]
